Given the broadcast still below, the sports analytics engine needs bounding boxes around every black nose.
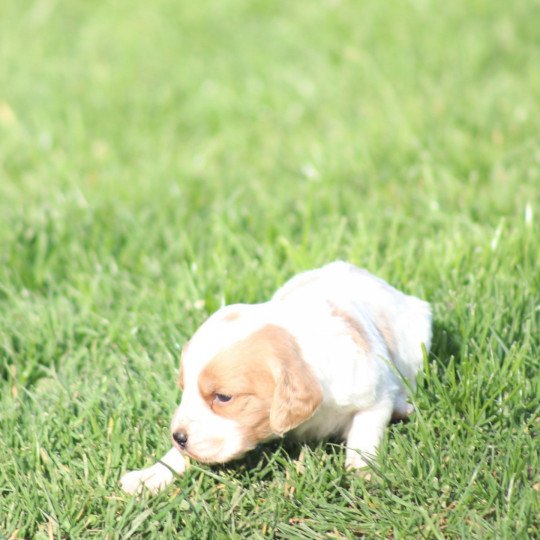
[173,431,188,449]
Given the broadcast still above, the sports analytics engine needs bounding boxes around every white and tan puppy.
[120,261,431,494]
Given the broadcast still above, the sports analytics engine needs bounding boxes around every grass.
[1,0,539,537]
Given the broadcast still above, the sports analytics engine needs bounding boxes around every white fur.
[120,261,431,494]
[120,447,185,494]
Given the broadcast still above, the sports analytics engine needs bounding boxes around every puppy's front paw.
[120,463,174,494]
[345,448,371,471]
[345,450,376,481]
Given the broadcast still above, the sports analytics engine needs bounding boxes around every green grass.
[1,0,539,537]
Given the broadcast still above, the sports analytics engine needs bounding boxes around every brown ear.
[268,332,323,435]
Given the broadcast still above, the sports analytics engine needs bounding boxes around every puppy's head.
[171,309,322,463]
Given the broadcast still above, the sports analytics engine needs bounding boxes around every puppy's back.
[273,261,432,388]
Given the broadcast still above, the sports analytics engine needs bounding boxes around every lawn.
[1,0,539,537]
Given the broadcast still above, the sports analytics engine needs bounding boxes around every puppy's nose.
[172,431,188,449]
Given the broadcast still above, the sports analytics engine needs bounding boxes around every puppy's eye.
[214,393,232,403]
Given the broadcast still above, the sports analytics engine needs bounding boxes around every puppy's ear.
[269,335,322,436]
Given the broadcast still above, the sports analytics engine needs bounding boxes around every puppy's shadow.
[212,440,303,478]
[209,438,342,482]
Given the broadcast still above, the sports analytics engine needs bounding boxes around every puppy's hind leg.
[391,392,414,421]
[345,401,393,470]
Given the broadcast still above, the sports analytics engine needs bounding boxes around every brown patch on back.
[345,265,398,360]
[375,313,397,361]
[330,304,371,353]
[198,324,323,445]
[222,312,240,322]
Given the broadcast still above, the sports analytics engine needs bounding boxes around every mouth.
[172,438,242,464]
[172,439,186,454]
[172,439,229,463]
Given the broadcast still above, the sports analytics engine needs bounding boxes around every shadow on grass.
[191,436,350,488]
[213,439,308,475]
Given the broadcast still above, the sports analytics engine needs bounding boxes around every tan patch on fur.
[330,304,371,353]
[178,363,184,390]
[343,265,398,360]
[198,324,323,446]
[222,312,240,322]
[375,313,397,361]
[177,342,190,390]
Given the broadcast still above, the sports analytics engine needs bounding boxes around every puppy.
[120,261,431,494]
